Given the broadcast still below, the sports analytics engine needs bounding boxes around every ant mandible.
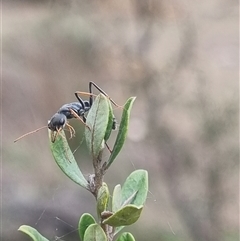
[14,82,118,143]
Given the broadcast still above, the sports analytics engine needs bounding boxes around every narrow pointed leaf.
[106,97,136,169]
[121,170,148,207]
[49,130,89,189]
[18,225,49,241]
[104,99,114,141]
[116,232,136,241]
[85,94,110,158]
[78,213,96,241]
[102,205,143,227]
[112,184,122,212]
[84,224,107,241]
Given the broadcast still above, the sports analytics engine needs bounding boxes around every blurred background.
[2,0,239,241]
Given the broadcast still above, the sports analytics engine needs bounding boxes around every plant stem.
[101,223,113,241]
[91,149,104,198]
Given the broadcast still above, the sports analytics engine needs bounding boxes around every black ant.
[14,82,119,143]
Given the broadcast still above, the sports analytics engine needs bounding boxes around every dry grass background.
[2,0,239,241]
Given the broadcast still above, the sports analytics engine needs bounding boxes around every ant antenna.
[14,126,48,143]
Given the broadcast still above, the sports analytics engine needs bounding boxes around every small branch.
[91,149,104,198]
[101,223,113,241]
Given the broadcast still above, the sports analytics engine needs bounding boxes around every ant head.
[48,113,67,131]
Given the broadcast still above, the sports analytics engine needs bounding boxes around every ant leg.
[69,109,91,130]
[105,142,112,154]
[75,91,98,97]
[75,90,122,109]
[65,122,76,139]
[51,127,62,143]
[75,91,97,109]
[51,129,57,143]
[89,81,96,107]
[74,92,85,107]
[75,85,121,108]
[51,127,68,143]
[89,81,121,108]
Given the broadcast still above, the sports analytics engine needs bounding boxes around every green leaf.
[97,182,110,216]
[49,130,89,189]
[116,232,136,241]
[112,184,122,213]
[104,99,114,141]
[78,213,96,241]
[105,97,136,169]
[18,225,49,241]
[84,224,107,241]
[121,169,148,207]
[114,170,148,235]
[102,205,143,227]
[85,94,110,159]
